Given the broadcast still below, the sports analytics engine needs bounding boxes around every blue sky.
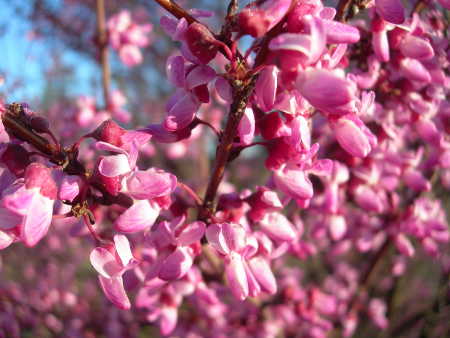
[0,1,98,104]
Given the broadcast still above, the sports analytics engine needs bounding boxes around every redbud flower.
[0,163,57,247]
[90,234,138,309]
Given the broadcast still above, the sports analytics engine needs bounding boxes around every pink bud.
[332,114,376,158]
[400,58,431,83]
[375,0,405,24]
[91,119,126,147]
[237,0,291,38]
[400,35,434,61]
[185,23,218,64]
[297,69,357,115]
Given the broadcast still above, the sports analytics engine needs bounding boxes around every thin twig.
[96,0,111,109]
[198,76,258,222]
[336,0,354,22]
[152,0,197,24]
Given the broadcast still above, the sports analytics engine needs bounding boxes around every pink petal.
[166,55,185,87]
[322,20,360,44]
[254,66,278,112]
[329,214,347,241]
[270,33,312,57]
[400,58,431,83]
[222,223,247,253]
[119,45,143,67]
[206,224,230,255]
[215,77,232,102]
[274,165,313,200]
[59,175,81,202]
[225,252,249,301]
[0,230,14,249]
[176,221,206,246]
[115,200,160,233]
[259,212,297,242]
[395,234,415,257]
[185,65,216,89]
[90,247,123,278]
[376,0,405,24]
[98,154,131,177]
[21,193,53,247]
[126,168,177,200]
[114,234,135,267]
[297,69,356,115]
[164,92,199,131]
[98,275,131,310]
[400,35,434,61]
[332,115,373,158]
[248,256,277,294]
[159,306,178,335]
[159,247,193,280]
[238,107,255,145]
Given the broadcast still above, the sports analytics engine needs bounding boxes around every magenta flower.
[375,0,405,24]
[206,222,277,300]
[330,114,377,158]
[237,0,291,38]
[297,69,357,116]
[90,234,138,309]
[108,10,152,67]
[0,163,57,247]
[146,217,205,281]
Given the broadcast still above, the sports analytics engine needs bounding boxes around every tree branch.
[152,0,197,24]
[198,76,258,222]
[96,0,111,109]
[336,0,354,22]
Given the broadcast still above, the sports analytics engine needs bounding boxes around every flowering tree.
[1,0,450,336]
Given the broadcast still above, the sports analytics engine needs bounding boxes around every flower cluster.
[107,10,152,67]
[1,0,450,337]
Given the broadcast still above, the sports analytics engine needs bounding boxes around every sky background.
[0,0,101,104]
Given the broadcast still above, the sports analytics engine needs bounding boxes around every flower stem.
[96,0,111,109]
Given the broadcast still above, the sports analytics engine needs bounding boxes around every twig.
[152,0,197,24]
[177,181,203,206]
[198,76,258,222]
[336,0,354,22]
[347,238,392,313]
[96,0,111,109]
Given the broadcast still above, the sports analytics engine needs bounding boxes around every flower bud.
[30,116,50,133]
[185,23,218,64]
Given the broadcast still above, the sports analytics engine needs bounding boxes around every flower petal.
[98,276,131,310]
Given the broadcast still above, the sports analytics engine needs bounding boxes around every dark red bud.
[91,119,126,147]
[30,116,50,133]
[185,23,219,64]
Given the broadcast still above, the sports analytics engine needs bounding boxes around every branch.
[347,238,391,313]
[198,76,258,222]
[335,0,354,22]
[152,0,197,24]
[96,0,111,109]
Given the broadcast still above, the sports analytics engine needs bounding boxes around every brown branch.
[347,238,392,313]
[152,0,197,24]
[412,0,426,14]
[198,76,258,222]
[336,0,354,22]
[96,0,111,109]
